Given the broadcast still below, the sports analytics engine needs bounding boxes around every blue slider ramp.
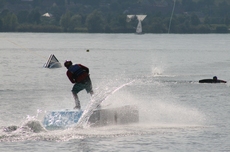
[43,105,139,130]
[43,110,83,130]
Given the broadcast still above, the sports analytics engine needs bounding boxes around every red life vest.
[68,64,88,83]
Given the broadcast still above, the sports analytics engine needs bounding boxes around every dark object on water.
[199,76,227,83]
[3,121,47,133]
[3,125,18,132]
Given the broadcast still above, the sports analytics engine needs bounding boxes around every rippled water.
[0,33,230,151]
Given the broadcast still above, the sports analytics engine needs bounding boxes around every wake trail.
[75,80,135,128]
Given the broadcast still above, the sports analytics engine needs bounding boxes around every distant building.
[42,13,52,17]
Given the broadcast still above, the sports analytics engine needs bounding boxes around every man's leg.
[85,78,94,96]
[72,92,81,109]
[72,83,83,110]
[90,90,94,96]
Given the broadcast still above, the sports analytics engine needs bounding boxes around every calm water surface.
[0,33,230,151]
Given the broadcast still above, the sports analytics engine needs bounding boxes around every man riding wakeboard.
[64,60,94,109]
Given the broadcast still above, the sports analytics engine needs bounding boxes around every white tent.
[42,13,52,17]
[136,15,147,21]
[126,15,135,22]
[127,15,147,34]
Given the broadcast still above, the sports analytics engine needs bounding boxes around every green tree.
[197,0,214,7]
[190,14,200,26]
[50,5,64,24]
[0,0,5,9]
[80,0,100,5]
[225,15,230,26]
[28,9,41,24]
[181,0,197,11]
[70,14,82,31]
[0,18,3,31]
[110,2,121,12]
[32,0,43,8]
[215,26,228,33]
[0,9,9,18]
[55,0,65,6]
[86,10,104,33]
[118,15,127,28]
[217,1,230,16]
[108,15,127,30]
[10,14,18,30]
[204,16,210,25]
[17,10,29,24]
[149,17,166,33]
[2,13,18,31]
[60,12,71,31]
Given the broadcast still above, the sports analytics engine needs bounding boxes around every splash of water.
[75,80,135,128]
[2,109,46,133]
[152,66,164,76]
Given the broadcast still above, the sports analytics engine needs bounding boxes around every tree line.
[0,0,229,33]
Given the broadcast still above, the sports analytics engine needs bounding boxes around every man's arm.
[66,71,75,83]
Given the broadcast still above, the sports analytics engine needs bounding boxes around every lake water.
[0,33,230,151]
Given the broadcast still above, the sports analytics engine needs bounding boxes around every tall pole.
[168,0,176,33]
